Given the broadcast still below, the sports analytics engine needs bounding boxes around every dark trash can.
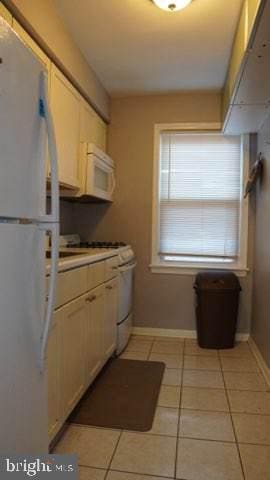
[194,271,241,349]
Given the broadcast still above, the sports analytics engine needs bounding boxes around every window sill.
[150,263,249,277]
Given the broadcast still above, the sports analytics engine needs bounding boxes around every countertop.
[46,246,127,275]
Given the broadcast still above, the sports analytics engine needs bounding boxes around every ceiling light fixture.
[152,0,192,12]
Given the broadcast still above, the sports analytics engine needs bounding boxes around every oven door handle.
[116,261,137,273]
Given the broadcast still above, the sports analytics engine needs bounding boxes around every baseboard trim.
[133,327,196,339]
[249,336,270,387]
[132,327,249,342]
[236,333,250,342]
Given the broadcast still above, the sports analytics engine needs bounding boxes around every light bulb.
[152,0,192,12]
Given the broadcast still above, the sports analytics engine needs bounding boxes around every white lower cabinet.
[85,284,105,385]
[58,295,86,421]
[47,261,118,442]
[47,295,87,441]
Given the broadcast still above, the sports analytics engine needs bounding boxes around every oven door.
[118,260,137,324]
[86,154,115,201]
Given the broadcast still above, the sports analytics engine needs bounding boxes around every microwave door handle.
[40,71,59,223]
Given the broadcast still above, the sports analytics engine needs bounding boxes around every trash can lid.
[194,270,241,292]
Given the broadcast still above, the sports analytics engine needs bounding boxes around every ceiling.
[54,0,243,97]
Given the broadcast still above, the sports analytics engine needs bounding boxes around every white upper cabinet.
[233,50,270,106]
[223,104,270,134]
[73,98,108,197]
[223,0,262,112]
[0,2,12,25]
[50,65,81,189]
[13,20,51,73]
[233,0,270,106]
[80,98,107,150]
[94,114,107,151]
[223,0,270,133]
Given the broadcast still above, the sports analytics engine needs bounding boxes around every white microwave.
[86,144,115,201]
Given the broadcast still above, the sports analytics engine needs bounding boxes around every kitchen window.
[151,123,249,276]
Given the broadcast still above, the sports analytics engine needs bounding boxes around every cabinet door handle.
[86,294,97,303]
[106,285,113,290]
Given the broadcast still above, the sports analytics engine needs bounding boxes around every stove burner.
[67,241,126,249]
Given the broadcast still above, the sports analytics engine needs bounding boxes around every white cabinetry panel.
[50,65,81,189]
[84,284,105,385]
[234,1,270,106]
[59,296,86,419]
[47,258,118,442]
[88,261,105,290]
[80,98,107,150]
[55,266,88,308]
[224,104,270,134]
[233,48,270,105]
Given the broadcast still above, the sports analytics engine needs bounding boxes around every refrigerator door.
[0,19,47,220]
[0,223,48,453]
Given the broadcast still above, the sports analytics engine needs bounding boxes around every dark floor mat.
[69,358,165,431]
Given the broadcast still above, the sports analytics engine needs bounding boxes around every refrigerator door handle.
[39,71,59,223]
[39,222,59,372]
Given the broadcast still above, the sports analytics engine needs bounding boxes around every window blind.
[159,133,242,262]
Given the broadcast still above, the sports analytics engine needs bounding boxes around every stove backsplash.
[46,198,76,235]
[73,202,112,241]
[47,198,114,241]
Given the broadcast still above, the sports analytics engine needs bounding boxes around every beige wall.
[73,92,254,334]
[3,0,110,120]
[251,114,270,367]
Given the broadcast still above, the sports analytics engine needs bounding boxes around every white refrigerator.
[0,19,59,452]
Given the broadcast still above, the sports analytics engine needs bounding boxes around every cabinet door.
[59,296,86,419]
[13,20,51,72]
[104,278,117,359]
[88,261,105,291]
[84,284,105,385]
[96,114,107,151]
[0,2,12,25]
[80,99,107,150]
[54,265,88,309]
[222,2,248,119]
[47,313,60,441]
[50,65,80,189]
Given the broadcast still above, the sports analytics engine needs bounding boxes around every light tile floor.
[54,335,270,480]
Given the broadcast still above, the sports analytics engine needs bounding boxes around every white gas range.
[59,235,136,354]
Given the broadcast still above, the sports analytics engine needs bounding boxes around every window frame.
[151,123,249,277]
